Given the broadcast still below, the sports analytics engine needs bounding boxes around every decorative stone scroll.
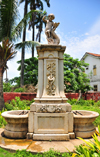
[46,61,56,95]
[39,104,62,113]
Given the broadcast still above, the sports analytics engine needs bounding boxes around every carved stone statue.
[42,13,60,45]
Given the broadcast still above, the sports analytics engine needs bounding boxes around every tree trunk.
[32,0,35,57]
[20,0,28,87]
[32,24,35,57]
[0,67,5,110]
[39,31,41,42]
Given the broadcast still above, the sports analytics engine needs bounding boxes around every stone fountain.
[2,13,99,140]
[27,13,75,140]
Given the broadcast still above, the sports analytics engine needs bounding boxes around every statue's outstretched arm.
[42,16,47,23]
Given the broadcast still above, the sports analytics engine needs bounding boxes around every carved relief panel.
[46,60,56,96]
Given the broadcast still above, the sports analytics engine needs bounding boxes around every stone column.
[58,52,66,99]
[35,45,68,102]
[27,44,75,140]
[36,59,43,98]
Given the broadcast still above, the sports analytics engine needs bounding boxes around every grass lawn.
[0,148,72,157]
[0,148,14,157]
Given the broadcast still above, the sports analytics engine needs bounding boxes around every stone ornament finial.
[42,13,60,45]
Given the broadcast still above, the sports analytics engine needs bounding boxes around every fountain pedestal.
[27,45,75,140]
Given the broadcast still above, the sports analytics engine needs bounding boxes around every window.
[93,65,97,75]
[93,65,96,69]
[94,85,98,91]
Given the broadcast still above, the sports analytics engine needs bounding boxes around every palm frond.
[43,0,50,7]
[0,0,19,41]
[0,38,17,61]
[15,40,41,49]
[11,9,42,41]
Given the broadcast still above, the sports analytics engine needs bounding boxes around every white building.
[81,52,100,91]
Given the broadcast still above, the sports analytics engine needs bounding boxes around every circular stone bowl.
[1,110,29,139]
[73,110,99,138]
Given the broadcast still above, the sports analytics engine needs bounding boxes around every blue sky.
[3,0,100,80]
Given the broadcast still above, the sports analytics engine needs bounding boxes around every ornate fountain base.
[27,102,75,140]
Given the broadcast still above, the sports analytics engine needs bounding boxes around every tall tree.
[19,0,28,87]
[10,57,38,86]
[0,39,16,110]
[64,54,92,93]
[0,0,18,110]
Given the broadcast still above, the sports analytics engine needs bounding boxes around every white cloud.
[58,29,100,59]
[67,35,100,59]
[85,33,89,36]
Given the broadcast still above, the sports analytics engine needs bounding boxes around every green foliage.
[43,148,71,157]
[68,98,95,106]
[13,87,26,92]
[72,126,100,157]
[0,108,7,128]
[64,54,92,93]
[0,147,14,157]
[67,98,78,105]
[0,0,18,41]
[94,100,100,107]
[10,57,38,86]
[5,96,34,110]
[0,148,72,157]
[3,82,26,92]
[0,97,34,128]
[14,149,34,157]
[3,82,13,92]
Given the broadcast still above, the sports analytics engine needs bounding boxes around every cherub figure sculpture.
[42,13,60,45]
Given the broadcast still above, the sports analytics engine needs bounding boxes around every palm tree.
[19,0,28,87]
[0,39,17,110]
[36,11,47,42]
[28,0,50,57]
[0,0,18,110]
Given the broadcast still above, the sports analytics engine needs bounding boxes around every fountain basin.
[73,110,99,138]
[2,110,29,139]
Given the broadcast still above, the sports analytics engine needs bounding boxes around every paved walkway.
[0,128,99,154]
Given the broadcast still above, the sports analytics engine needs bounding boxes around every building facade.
[81,52,100,91]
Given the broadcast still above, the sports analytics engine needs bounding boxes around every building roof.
[81,52,100,60]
